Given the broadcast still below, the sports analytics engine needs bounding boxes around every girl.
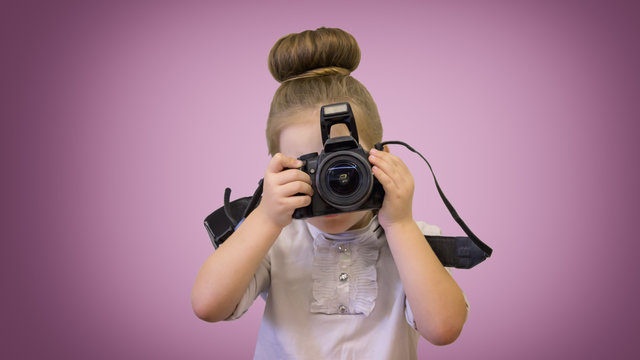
[192,27,468,359]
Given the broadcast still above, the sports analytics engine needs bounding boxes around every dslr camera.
[292,102,385,219]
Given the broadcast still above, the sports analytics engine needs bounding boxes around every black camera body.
[292,103,385,219]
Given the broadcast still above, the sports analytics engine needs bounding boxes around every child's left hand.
[368,148,415,230]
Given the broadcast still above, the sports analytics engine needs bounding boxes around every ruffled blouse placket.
[308,218,386,316]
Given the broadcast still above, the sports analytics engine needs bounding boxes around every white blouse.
[226,216,458,360]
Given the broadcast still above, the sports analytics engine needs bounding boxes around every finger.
[378,150,405,170]
[283,194,312,209]
[390,153,411,173]
[372,164,398,191]
[273,169,312,185]
[279,180,314,197]
[382,160,413,191]
[384,153,412,183]
[370,149,411,178]
[267,153,303,173]
[369,150,398,176]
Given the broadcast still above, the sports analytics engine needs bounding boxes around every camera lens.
[327,161,360,195]
[316,151,373,211]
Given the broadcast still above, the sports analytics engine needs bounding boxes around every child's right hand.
[255,153,313,228]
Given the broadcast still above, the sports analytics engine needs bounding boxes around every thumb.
[267,153,303,173]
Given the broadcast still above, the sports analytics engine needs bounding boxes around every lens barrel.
[316,151,373,211]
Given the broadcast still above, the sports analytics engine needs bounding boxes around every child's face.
[279,108,373,234]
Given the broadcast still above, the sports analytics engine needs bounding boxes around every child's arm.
[191,154,313,322]
[369,148,468,346]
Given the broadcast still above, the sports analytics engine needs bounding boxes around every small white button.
[338,304,348,313]
[339,272,349,281]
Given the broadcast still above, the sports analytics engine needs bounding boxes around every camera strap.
[374,141,493,268]
[204,141,493,269]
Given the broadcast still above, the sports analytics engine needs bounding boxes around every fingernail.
[370,149,377,154]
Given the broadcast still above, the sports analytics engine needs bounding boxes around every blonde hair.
[266,27,383,155]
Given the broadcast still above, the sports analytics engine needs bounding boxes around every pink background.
[2,0,639,358]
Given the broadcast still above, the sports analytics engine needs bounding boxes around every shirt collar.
[305,214,384,244]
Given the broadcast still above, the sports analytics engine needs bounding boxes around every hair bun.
[268,27,361,83]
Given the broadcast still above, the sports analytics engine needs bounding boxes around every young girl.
[192,27,468,359]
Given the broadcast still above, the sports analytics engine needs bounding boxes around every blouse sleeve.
[225,251,271,321]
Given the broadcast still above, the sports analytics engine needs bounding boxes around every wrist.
[252,204,286,233]
[381,218,417,237]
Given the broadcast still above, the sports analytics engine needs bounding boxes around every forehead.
[278,109,353,158]
[279,119,323,158]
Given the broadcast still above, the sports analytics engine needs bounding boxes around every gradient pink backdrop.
[2,0,639,359]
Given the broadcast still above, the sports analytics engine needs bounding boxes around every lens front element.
[327,162,360,196]
[317,151,373,211]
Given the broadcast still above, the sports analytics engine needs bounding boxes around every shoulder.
[279,219,311,240]
[414,220,442,236]
[271,219,313,253]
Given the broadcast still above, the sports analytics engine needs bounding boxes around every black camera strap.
[204,141,493,269]
[374,141,493,268]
